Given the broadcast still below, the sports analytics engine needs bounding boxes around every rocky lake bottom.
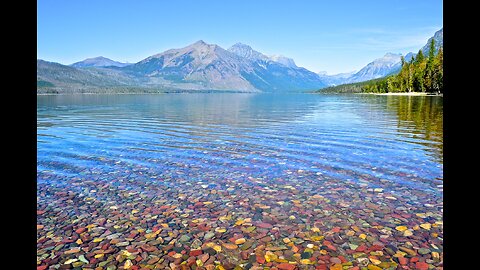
[37,94,443,270]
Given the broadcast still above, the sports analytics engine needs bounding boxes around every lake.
[37,93,443,269]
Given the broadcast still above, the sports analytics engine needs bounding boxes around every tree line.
[362,39,443,93]
[319,39,443,94]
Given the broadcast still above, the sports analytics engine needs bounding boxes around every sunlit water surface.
[37,93,443,197]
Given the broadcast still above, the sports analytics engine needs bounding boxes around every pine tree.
[433,47,443,93]
[428,39,436,60]
[356,41,442,94]
[415,50,425,64]
[424,39,436,92]
[387,77,395,92]
[407,62,414,92]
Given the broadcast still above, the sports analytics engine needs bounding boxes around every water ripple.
[37,94,443,196]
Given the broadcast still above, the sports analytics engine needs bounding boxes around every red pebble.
[355,244,367,252]
[415,262,429,270]
[338,255,347,263]
[257,222,273,228]
[318,255,330,261]
[326,244,336,251]
[410,257,419,263]
[370,245,383,251]
[198,224,211,231]
[62,238,75,243]
[186,257,196,267]
[75,227,86,234]
[277,263,297,270]
[37,266,48,270]
[256,254,266,264]
[190,250,203,256]
[398,257,408,265]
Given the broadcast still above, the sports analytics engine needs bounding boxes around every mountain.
[269,55,297,68]
[37,59,142,93]
[227,42,270,62]
[121,40,326,92]
[318,53,402,86]
[38,41,327,93]
[421,28,443,55]
[344,53,402,83]
[226,42,326,91]
[71,56,131,68]
[123,40,257,91]
[320,28,443,86]
[405,28,443,61]
[227,43,297,68]
[317,71,356,86]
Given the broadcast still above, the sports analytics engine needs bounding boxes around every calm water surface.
[37,93,443,194]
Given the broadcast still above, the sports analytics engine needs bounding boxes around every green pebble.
[301,252,312,259]
[72,262,84,267]
[99,260,111,267]
[78,255,89,264]
[418,248,431,255]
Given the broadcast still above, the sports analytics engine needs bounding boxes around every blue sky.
[37,0,442,74]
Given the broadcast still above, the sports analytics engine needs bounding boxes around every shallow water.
[37,93,443,269]
[38,94,442,192]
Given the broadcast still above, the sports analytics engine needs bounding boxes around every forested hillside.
[319,39,443,94]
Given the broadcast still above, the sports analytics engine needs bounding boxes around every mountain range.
[320,28,443,86]
[405,27,443,62]
[319,53,403,86]
[37,28,442,93]
[38,41,327,93]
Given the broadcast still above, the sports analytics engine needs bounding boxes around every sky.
[37,0,443,74]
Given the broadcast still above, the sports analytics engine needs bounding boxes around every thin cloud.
[308,26,441,53]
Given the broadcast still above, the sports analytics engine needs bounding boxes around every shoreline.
[356,92,443,96]
[37,92,443,96]
[37,91,259,96]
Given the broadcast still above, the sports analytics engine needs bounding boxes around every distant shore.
[357,92,443,96]
[37,90,258,95]
[37,92,165,96]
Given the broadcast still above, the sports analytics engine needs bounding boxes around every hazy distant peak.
[269,54,297,68]
[71,56,130,68]
[230,42,253,50]
[384,52,402,58]
[88,56,108,60]
[188,40,220,50]
[319,71,355,77]
[193,40,207,45]
[421,28,443,55]
[186,40,217,49]
[372,53,402,65]
[228,42,269,61]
